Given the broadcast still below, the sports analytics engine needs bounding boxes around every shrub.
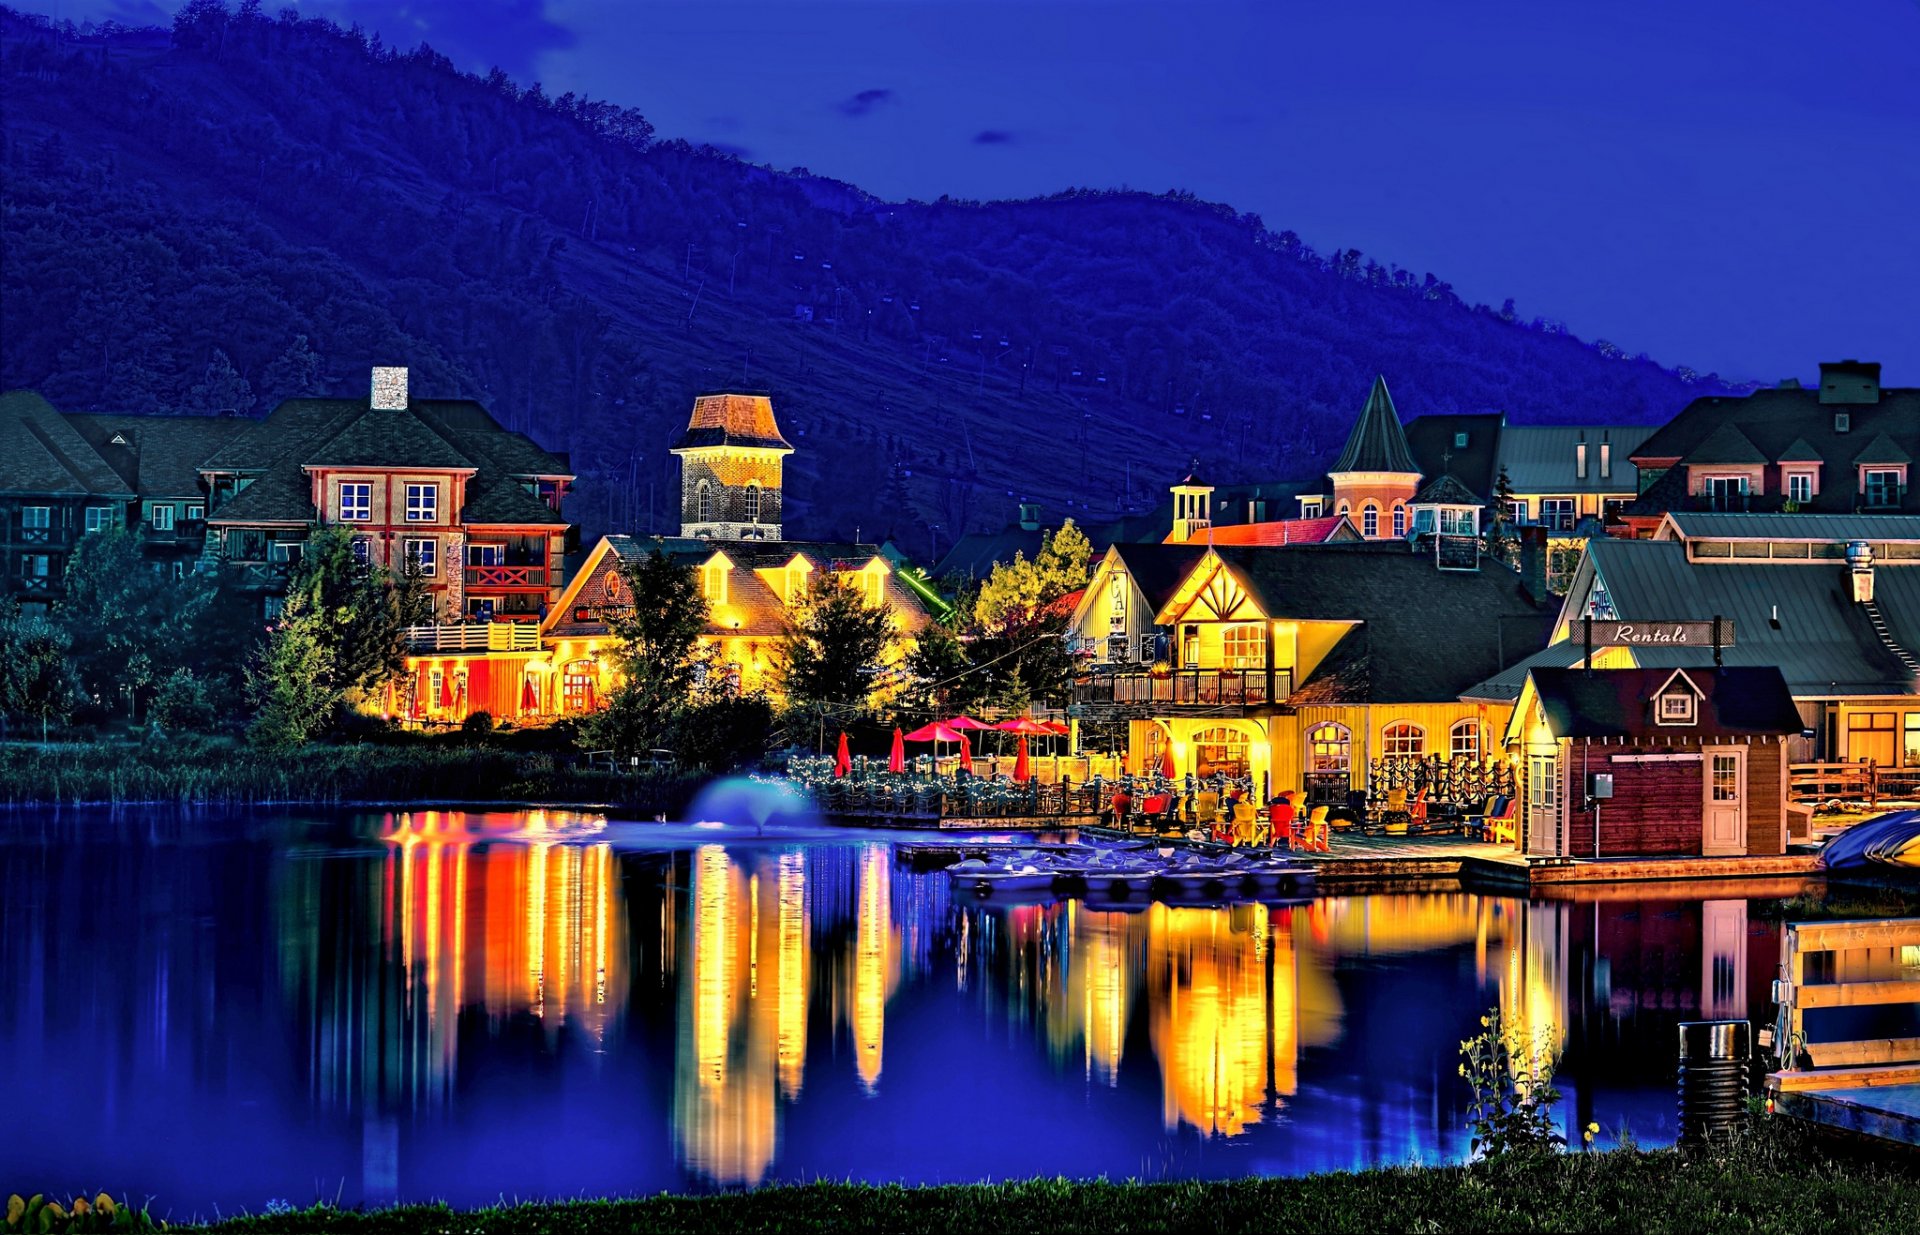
[149,668,217,732]
[462,710,496,736]
[1459,1006,1565,1161]
[4,1192,158,1232]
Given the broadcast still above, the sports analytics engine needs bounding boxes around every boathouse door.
[1703,747,1747,856]
[1525,751,1561,856]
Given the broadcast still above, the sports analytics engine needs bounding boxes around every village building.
[1620,360,1916,536]
[1070,539,1553,803]
[1467,512,1920,773]
[1504,666,1801,859]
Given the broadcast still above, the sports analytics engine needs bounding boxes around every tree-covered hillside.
[0,3,1743,554]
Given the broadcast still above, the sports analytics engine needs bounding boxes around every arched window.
[1308,722,1351,773]
[1362,503,1379,537]
[744,483,761,524]
[1392,503,1407,537]
[1193,726,1251,778]
[696,481,712,523]
[1450,719,1482,761]
[1337,501,1351,517]
[1382,721,1424,757]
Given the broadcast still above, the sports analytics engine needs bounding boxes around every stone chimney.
[371,366,409,410]
[1018,502,1042,532]
[1518,523,1550,605]
[1819,360,1881,406]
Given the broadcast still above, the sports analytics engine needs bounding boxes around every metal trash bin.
[1677,1020,1750,1144]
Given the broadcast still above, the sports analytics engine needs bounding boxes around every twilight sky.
[55,0,1920,380]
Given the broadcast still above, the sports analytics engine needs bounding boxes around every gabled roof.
[303,405,474,470]
[1686,421,1767,466]
[462,474,567,526]
[1168,542,1551,703]
[1525,666,1803,739]
[1331,375,1419,475]
[1405,412,1505,500]
[670,393,794,453]
[1412,473,1483,506]
[1107,542,1210,612]
[65,413,241,498]
[1775,436,1823,463]
[1853,432,1912,466]
[0,391,135,497]
[1493,424,1652,495]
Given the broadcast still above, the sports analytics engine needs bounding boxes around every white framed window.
[22,553,51,578]
[404,483,438,523]
[701,561,729,605]
[1381,721,1424,758]
[1658,691,1696,725]
[1221,622,1264,669]
[862,570,885,608]
[468,543,505,566]
[1786,472,1813,504]
[350,536,372,568]
[1863,469,1904,508]
[84,506,113,533]
[1449,719,1482,761]
[1301,498,1323,519]
[1392,504,1407,537]
[149,504,175,531]
[1701,476,1747,511]
[1711,752,1739,803]
[339,482,371,522]
[1308,722,1351,773]
[404,537,438,577]
[1439,507,1475,535]
[1507,499,1528,524]
[744,483,761,524]
[22,506,50,529]
[1362,503,1379,537]
[268,540,303,564]
[185,503,205,522]
[1540,498,1576,530]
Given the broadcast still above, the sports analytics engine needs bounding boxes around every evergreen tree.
[258,333,320,407]
[188,347,254,416]
[580,549,709,758]
[55,527,213,719]
[774,575,897,710]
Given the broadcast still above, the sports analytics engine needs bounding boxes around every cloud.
[973,129,1016,145]
[839,88,895,117]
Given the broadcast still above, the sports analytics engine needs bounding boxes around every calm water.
[0,801,1806,1215]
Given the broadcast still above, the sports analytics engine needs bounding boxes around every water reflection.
[0,810,1810,1210]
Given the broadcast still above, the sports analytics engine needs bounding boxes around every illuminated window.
[702,561,729,605]
[1541,498,1576,530]
[1221,623,1264,669]
[1381,721,1424,757]
[864,569,885,607]
[1308,722,1351,773]
[1301,499,1323,518]
[339,483,371,522]
[1658,691,1695,725]
[1903,714,1920,767]
[1362,504,1379,537]
[405,483,438,522]
[1711,753,1739,802]
[697,481,712,523]
[1392,504,1406,537]
[744,483,761,523]
[1450,719,1482,761]
[1192,726,1250,778]
[562,660,597,711]
[22,507,50,529]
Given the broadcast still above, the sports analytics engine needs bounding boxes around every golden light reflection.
[851,844,900,1093]
[1147,903,1273,1136]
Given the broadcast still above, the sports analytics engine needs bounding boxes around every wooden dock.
[1767,917,1920,1150]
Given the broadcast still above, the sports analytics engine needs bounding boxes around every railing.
[1769,917,1920,1090]
[9,526,72,546]
[1072,667,1292,711]
[231,561,291,588]
[465,564,547,589]
[403,622,542,653]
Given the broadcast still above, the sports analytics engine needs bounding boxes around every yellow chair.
[1305,806,1331,852]
[1194,791,1219,826]
[1383,788,1410,836]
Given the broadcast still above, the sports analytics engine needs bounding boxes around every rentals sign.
[1584,619,1734,648]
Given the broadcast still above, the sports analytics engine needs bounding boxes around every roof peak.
[1331,374,1420,475]
[672,393,794,453]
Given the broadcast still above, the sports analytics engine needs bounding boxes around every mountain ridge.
[0,3,1744,557]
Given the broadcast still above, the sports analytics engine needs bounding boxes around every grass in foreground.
[178,1126,1920,1235]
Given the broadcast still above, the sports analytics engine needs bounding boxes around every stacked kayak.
[1817,810,1920,871]
[944,842,1313,901]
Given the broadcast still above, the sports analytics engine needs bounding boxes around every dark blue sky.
[58,0,1920,380]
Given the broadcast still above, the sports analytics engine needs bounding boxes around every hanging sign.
[1584,619,1733,648]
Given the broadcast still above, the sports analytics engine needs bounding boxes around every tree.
[0,610,78,742]
[188,347,254,416]
[258,333,320,406]
[56,528,212,719]
[900,621,976,715]
[1486,465,1520,566]
[245,598,336,749]
[964,518,1088,710]
[975,519,1090,627]
[579,549,708,758]
[775,575,897,711]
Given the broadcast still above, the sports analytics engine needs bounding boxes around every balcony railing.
[1072,666,1293,712]
[465,564,547,589]
[404,622,542,653]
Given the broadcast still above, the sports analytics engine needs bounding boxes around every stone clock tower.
[671,393,794,540]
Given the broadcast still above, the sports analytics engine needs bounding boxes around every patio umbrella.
[902,721,965,743]
[958,731,973,774]
[521,676,538,714]
[834,732,852,778]
[946,715,994,732]
[1159,744,1176,780]
[1041,719,1071,736]
[995,716,1054,736]
[439,670,455,709]
[888,727,906,773]
[1013,735,1031,783]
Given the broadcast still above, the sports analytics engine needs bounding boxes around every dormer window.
[1658,690,1695,725]
[1301,498,1323,518]
[1454,432,1468,449]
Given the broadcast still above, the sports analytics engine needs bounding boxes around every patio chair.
[1468,795,1518,845]
[1302,806,1332,853]
[1381,787,1411,836]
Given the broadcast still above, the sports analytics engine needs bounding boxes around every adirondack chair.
[1470,795,1519,846]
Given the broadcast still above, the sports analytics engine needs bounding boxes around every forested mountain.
[0,3,1746,556]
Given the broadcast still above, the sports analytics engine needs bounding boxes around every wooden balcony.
[464,563,548,590]
[1071,666,1293,715]
[404,622,542,653]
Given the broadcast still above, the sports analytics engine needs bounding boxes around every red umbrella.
[834,732,852,778]
[439,670,455,709]
[584,680,598,712]
[521,676,538,714]
[995,716,1054,735]
[1159,744,1176,780]
[902,721,964,743]
[1013,735,1031,783]
[946,716,994,732]
[958,731,973,774]
[1041,719,1071,736]
[888,727,906,773]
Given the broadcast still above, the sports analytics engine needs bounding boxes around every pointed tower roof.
[670,393,794,453]
[1331,375,1419,474]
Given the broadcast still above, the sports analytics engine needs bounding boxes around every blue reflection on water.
[0,806,1807,1219]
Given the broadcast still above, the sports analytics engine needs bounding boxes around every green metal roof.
[1330,375,1419,475]
[1661,512,1920,542]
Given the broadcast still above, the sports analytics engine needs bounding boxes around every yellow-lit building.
[1070,541,1552,803]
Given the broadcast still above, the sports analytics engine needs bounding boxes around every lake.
[0,799,1808,1216]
